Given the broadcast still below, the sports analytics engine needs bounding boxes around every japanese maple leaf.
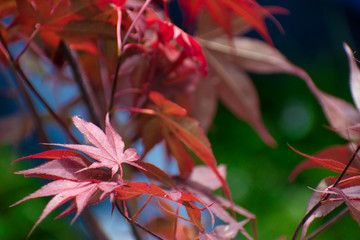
[51,113,140,178]
[12,179,120,237]
[11,149,122,237]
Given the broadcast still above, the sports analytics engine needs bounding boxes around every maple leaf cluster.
[4,0,357,239]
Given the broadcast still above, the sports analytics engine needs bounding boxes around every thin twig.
[59,41,102,127]
[108,0,152,113]
[292,145,360,240]
[305,207,349,240]
[108,54,123,112]
[115,201,163,240]
[15,24,40,63]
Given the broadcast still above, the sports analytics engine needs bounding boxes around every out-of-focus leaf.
[141,117,164,156]
[299,68,360,141]
[199,37,297,74]
[189,76,217,131]
[205,49,275,146]
[345,43,360,111]
[317,91,360,141]
[149,91,187,116]
[289,144,359,180]
[179,0,273,43]
[163,127,195,178]
[190,164,226,191]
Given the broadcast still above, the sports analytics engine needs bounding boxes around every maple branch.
[305,207,349,240]
[108,0,152,113]
[115,201,163,240]
[59,41,101,127]
[292,145,360,240]
[131,196,153,222]
[108,54,123,113]
[121,0,152,51]
[0,32,79,144]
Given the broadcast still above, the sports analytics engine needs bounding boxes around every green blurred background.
[2,0,360,239]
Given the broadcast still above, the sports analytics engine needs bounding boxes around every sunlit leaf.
[345,43,360,111]
[205,49,276,146]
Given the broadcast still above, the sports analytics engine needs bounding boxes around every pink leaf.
[190,165,226,191]
[51,114,139,177]
[299,71,360,141]
[345,43,360,111]
[12,179,120,237]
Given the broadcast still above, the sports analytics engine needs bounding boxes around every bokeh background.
[1,0,360,239]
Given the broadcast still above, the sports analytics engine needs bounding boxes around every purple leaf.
[345,43,360,111]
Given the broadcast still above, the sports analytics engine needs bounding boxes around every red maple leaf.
[51,114,140,178]
[11,150,122,237]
